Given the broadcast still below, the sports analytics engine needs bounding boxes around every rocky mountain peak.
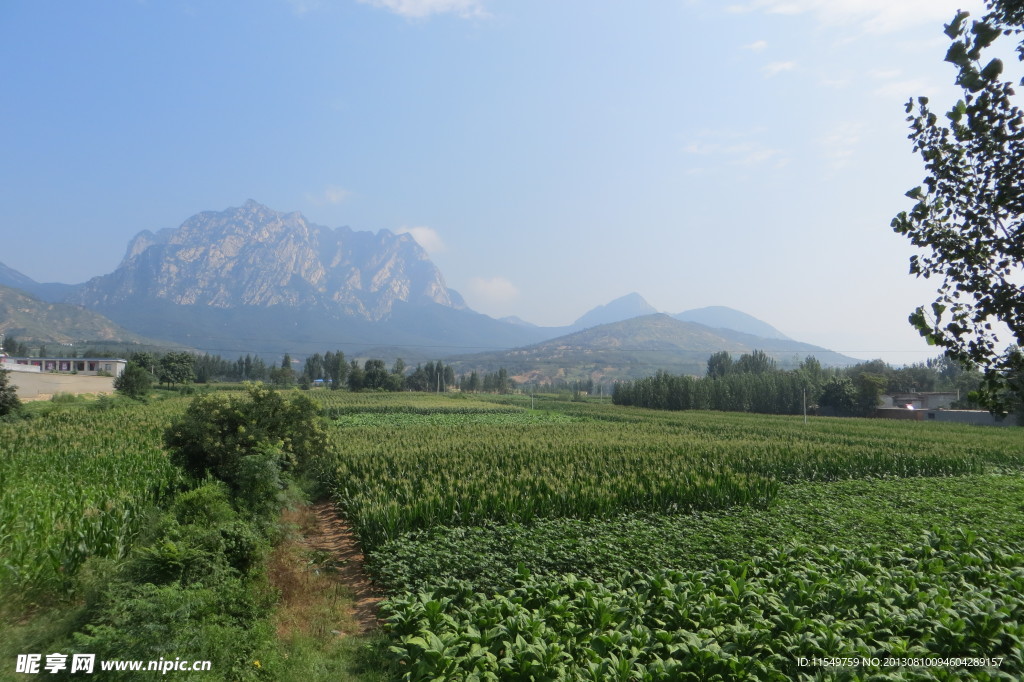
[69,201,466,320]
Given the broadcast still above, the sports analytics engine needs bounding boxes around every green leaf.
[945,41,970,68]
[944,10,970,39]
[971,20,1002,51]
[946,100,967,123]
[980,58,1003,82]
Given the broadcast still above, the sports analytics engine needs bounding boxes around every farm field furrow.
[316,396,1019,553]
[313,393,1024,680]
[4,390,1022,681]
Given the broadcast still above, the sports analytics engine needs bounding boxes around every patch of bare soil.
[270,501,383,640]
[305,501,383,634]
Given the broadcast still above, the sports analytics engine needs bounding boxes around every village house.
[1,354,127,400]
[879,391,958,411]
[0,356,127,377]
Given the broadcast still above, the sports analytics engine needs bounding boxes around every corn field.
[314,394,1018,552]
[0,400,184,598]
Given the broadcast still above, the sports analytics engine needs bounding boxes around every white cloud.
[468,276,519,303]
[306,185,351,205]
[724,0,987,34]
[762,60,796,77]
[287,0,322,14]
[872,77,936,100]
[323,185,350,204]
[396,226,446,253]
[743,39,769,51]
[683,129,789,169]
[818,121,867,170]
[357,0,486,18]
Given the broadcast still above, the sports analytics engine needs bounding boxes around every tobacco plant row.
[384,530,1024,680]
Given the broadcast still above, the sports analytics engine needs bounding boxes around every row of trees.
[613,351,989,417]
[114,347,520,397]
[0,336,32,357]
[457,367,515,394]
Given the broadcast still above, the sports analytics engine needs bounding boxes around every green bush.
[170,480,236,527]
[164,384,331,520]
[113,361,152,400]
[0,368,22,416]
[219,519,267,575]
[128,482,267,582]
[72,578,277,681]
[131,525,226,585]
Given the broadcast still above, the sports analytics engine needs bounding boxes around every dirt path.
[304,501,383,634]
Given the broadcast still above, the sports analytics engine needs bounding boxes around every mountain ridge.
[1,202,860,370]
[445,314,859,384]
[0,284,172,347]
[572,292,658,328]
[67,200,466,320]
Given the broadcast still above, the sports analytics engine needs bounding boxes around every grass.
[268,504,400,682]
[270,506,360,640]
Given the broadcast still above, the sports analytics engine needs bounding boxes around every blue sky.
[1,0,1004,363]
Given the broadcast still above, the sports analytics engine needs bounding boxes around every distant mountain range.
[0,200,860,378]
[0,284,168,348]
[445,314,855,383]
[0,262,78,303]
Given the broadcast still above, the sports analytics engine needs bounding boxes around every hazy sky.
[2,0,1006,363]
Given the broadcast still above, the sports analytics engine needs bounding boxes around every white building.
[1,357,126,377]
[1,355,127,400]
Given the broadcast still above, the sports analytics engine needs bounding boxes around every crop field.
[315,397,1019,551]
[3,390,1022,680]
[0,399,185,600]
[318,391,526,417]
[314,393,1024,680]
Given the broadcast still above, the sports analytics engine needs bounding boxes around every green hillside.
[0,284,175,349]
[446,314,859,383]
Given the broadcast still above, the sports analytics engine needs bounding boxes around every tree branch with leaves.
[892,2,1024,413]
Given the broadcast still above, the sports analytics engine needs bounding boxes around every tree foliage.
[0,368,21,417]
[892,1,1024,412]
[164,384,331,512]
[613,353,984,416]
[158,351,195,387]
[706,351,733,379]
[113,360,153,400]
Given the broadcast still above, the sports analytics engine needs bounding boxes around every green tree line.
[613,351,987,417]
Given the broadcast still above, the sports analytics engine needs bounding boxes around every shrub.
[164,383,331,520]
[0,368,21,417]
[113,361,153,400]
